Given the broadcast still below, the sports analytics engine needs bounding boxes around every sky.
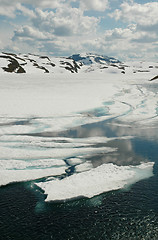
[0,0,158,61]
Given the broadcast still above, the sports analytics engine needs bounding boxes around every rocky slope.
[0,52,81,74]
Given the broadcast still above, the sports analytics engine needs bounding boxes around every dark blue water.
[1,169,158,240]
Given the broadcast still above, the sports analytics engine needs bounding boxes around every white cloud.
[11,4,100,55]
[40,37,84,56]
[80,22,158,61]
[103,26,136,41]
[107,1,158,60]
[80,0,109,11]
[0,0,66,18]
[12,26,50,41]
[16,3,36,18]
[110,2,158,26]
[1,0,158,61]
[131,32,157,44]
[0,4,16,18]
[0,2,35,18]
[32,7,99,36]
[0,0,109,13]
[32,0,66,9]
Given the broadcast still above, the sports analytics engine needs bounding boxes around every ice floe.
[0,167,67,187]
[0,146,116,160]
[0,159,66,170]
[36,162,154,202]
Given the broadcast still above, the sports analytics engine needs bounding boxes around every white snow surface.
[0,72,157,128]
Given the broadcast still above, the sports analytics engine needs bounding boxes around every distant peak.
[69,53,121,65]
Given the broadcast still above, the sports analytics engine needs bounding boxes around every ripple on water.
[0,175,158,240]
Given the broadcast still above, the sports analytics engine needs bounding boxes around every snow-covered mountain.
[0,52,123,74]
[68,53,121,65]
[68,53,127,74]
[0,52,81,74]
[0,52,157,80]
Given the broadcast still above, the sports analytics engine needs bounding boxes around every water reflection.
[87,139,145,168]
[24,116,158,172]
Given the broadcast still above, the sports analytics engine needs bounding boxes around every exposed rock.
[60,60,80,73]
[150,75,158,81]
[17,66,26,73]
[33,63,49,73]
[0,55,25,73]
[40,56,51,61]
[137,70,150,73]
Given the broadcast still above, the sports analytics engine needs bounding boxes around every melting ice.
[36,162,154,202]
[0,72,157,201]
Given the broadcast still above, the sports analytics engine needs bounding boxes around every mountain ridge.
[0,52,123,74]
[0,52,157,81]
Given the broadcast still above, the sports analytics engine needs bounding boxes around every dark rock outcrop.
[150,75,158,81]
[60,60,80,73]
[0,55,26,73]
